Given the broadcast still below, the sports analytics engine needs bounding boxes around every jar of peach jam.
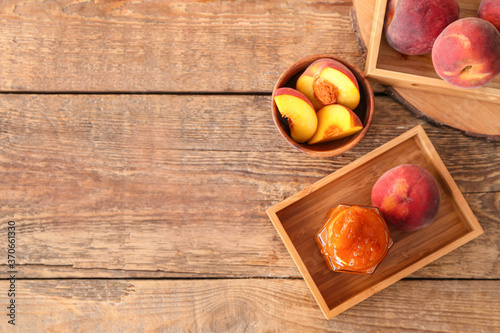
[316,204,393,275]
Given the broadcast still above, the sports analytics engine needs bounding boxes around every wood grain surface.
[0,0,498,329]
[0,94,498,280]
[0,0,362,93]
[2,279,499,332]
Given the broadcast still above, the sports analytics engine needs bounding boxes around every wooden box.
[365,0,500,103]
[266,126,483,319]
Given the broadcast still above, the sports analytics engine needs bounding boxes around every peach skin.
[385,0,460,55]
[296,58,360,111]
[478,0,500,32]
[432,17,500,88]
[384,0,398,32]
[273,87,318,143]
[307,104,363,145]
[371,164,441,232]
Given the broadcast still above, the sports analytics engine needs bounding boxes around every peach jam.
[316,204,393,274]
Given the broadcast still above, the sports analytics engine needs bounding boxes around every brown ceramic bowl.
[271,54,375,157]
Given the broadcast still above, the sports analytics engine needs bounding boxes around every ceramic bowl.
[271,54,375,157]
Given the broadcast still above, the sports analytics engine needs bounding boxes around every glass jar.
[316,204,393,275]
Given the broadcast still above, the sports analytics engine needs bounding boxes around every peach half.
[296,58,360,111]
[307,104,363,145]
[432,17,500,89]
[273,87,318,143]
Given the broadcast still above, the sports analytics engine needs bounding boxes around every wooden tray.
[366,0,500,103]
[266,126,483,319]
[353,0,500,140]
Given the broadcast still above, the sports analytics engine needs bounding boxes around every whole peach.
[432,17,500,88]
[478,0,500,32]
[384,0,398,32]
[385,0,460,55]
[371,164,441,232]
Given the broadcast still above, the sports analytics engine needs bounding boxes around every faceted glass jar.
[316,204,393,275]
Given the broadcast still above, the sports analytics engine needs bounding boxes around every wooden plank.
[7,191,497,279]
[0,0,363,92]
[1,279,499,331]
[0,94,497,191]
[0,94,497,279]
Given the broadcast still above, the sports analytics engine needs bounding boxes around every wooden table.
[0,1,498,331]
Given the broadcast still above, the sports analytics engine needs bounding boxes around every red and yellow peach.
[371,164,441,232]
[385,0,460,55]
[307,105,363,145]
[432,17,500,88]
[296,58,360,111]
[273,87,318,143]
[478,0,500,32]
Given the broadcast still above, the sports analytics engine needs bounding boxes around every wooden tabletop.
[0,1,498,331]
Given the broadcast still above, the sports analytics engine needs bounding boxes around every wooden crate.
[365,0,500,103]
[266,126,483,319]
